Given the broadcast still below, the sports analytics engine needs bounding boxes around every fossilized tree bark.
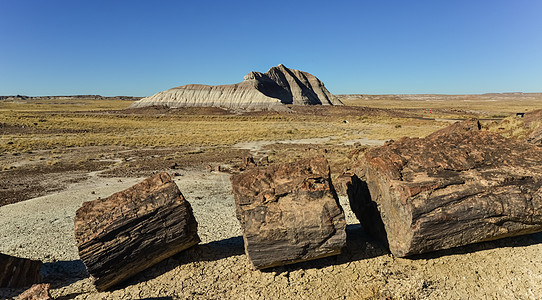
[349,120,542,257]
[231,156,346,269]
[74,172,200,291]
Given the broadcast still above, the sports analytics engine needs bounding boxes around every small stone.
[15,283,51,300]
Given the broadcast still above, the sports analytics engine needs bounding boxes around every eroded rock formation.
[231,156,346,269]
[74,172,200,291]
[348,120,542,257]
[130,64,342,110]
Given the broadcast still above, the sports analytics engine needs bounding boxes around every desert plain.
[1,94,541,299]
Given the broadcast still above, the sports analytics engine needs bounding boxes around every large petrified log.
[0,253,42,288]
[348,119,542,257]
[74,172,200,291]
[231,156,346,269]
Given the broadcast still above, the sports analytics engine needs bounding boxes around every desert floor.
[1,96,541,299]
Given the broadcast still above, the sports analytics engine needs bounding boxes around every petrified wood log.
[231,156,346,269]
[0,253,42,288]
[348,119,542,257]
[74,172,200,291]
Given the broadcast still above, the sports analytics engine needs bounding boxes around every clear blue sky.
[1,0,541,96]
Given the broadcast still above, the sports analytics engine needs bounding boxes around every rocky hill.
[130,64,342,110]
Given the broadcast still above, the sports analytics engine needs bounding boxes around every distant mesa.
[130,64,343,110]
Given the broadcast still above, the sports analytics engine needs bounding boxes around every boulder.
[0,253,42,288]
[334,172,354,197]
[130,64,342,111]
[348,119,542,257]
[527,126,542,145]
[242,155,256,168]
[524,108,542,125]
[74,172,200,291]
[231,156,346,269]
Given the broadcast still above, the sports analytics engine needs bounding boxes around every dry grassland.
[0,99,445,153]
[486,116,542,139]
[1,97,538,205]
[341,95,541,117]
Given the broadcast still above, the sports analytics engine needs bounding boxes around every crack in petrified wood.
[232,156,346,269]
[74,172,200,291]
[349,120,542,257]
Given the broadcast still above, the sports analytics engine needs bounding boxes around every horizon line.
[2,91,542,98]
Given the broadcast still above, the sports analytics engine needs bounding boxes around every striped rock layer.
[130,64,342,110]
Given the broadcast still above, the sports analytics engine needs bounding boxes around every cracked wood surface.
[231,156,346,269]
[74,172,200,291]
[349,119,542,257]
[0,253,42,288]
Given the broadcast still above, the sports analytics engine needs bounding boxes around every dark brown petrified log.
[231,156,346,269]
[0,253,42,288]
[348,119,542,257]
[74,172,200,291]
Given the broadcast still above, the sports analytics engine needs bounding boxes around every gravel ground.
[1,170,542,299]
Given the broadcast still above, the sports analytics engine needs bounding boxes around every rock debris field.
[1,172,542,299]
[2,120,542,299]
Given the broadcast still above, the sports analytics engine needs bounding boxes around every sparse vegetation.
[341,95,542,116]
[0,99,445,153]
[486,116,542,139]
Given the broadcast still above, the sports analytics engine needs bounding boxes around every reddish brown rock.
[527,126,542,145]
[242,155,256,168]
[74,172,200,291]
[348,119,542,257]
[0,253,42,288]
[231,156,346,269]
[334,172,354,197]
[524,109,542,145]
[15,284,51,300]
[524,108,542,125]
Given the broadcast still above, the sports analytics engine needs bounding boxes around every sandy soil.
[1,167,542,300]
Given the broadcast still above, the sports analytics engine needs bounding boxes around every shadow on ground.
[118,225,388,288]
[264,223,389,274]
[55,226,542,293]
[410,231,542,260]
[0,287,26,300]
[42,259,89,288]
[117,236,245,290]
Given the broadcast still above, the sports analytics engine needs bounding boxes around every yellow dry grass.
[486,116,542,139]
[341,97,542,116]
[0,99,445,152]
[0,99,132,112]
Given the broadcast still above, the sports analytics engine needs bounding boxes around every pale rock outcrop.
[130,64,342,110]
